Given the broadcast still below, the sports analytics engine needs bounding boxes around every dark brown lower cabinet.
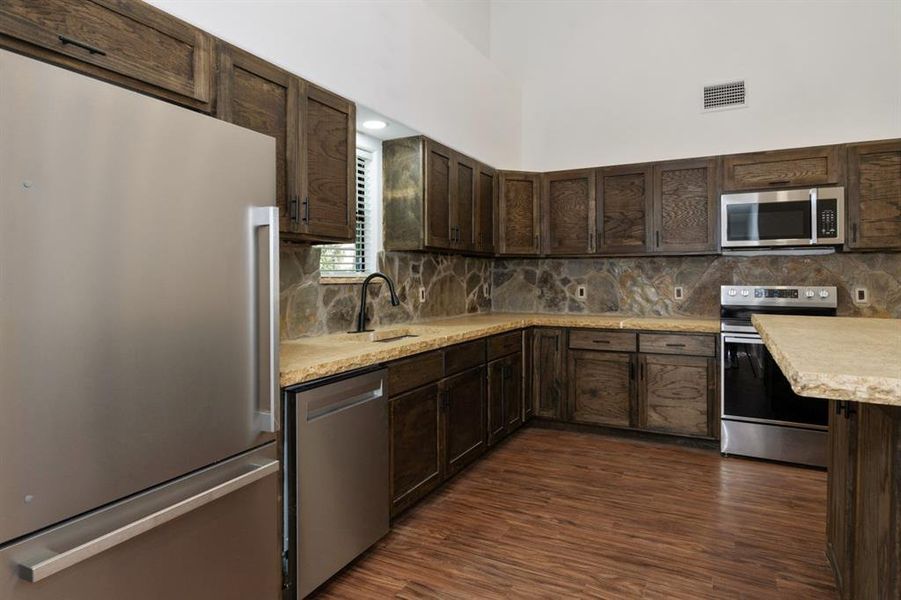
[532,328,566,419]
[639,353,715,437]
[504,353,523,433]
[443,366,486,476]
[568,350,635,427]
[827,402,901,600]
[523,329,534,421]
[487,353,524,446]
[389,383,443,517]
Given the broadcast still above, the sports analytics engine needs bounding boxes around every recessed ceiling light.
[362,120,387,130]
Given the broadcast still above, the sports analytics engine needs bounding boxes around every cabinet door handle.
[302,197,310,222]
[534,234,539,250]
[289,196,299,223]
[851,222,858,243]
[629,361,635,380]
[640,361,645,380]
[655,230,660,248]
[589,231,595,252]
[58,35,107,56]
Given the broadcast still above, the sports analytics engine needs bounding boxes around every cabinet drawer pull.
[58,35,107,56]
[665,343,686,348]
[592,339,610,344]
[767,179,791,186]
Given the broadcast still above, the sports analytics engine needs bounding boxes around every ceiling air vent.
[703,80,746,111]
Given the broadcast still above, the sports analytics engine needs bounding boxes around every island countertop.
[280,312,719,388]
[752,315,901,406]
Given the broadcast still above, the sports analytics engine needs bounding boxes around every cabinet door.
[847,140,901,250]
[298,83,356,241]
[652,158,717,253]
[721,145,843,191]
[597,164,652,254]
[498,171,541,255]
[475,165,496,253]
[424,139,454,249]
[487,359,507,445]
[0,0,214,111]
[568,350,635,428]
[444,367,486,476]
[827,401,858,598]
[453,153,477,250]
[390,383,443,516]
[504,353,523,433]
[532,328,565,419]
[523,329,534,421]
[217,44,299,236]
[639,354,714,437]
[543,169,596,255]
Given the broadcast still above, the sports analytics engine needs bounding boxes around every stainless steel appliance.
[721,187,844,248]
[720,285,837,467]
[0,50,281,598]
[284,367,389,598]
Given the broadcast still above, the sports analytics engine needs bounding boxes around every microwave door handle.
[810,188,818,245]
[252,206,279,434]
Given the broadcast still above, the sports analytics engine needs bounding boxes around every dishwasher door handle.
[301,370,386,422]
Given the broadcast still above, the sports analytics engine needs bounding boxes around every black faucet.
[352,272,400,333]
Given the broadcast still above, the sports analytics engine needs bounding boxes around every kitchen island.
[753,315,901,600]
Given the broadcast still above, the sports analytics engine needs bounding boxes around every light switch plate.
[576,285,587,300]
[674,286,684,300]
[853,287,869,305]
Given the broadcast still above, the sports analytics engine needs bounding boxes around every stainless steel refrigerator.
[0,50,282,599]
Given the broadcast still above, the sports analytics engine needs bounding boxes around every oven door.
[721,189,814,247]
[720,334,828,429]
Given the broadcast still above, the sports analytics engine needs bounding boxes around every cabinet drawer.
[0,0,213,109]
[639,333,715,357]
[569,330,636,352]
[487,331,522,360]
[388,350,444,396]
[445,339,486,376]
[721,146,843,191]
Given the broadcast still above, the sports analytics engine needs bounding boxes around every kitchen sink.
[347,327,440,343]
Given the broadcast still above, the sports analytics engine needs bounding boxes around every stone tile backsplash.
[280,246,491,339]
[492,253,901,318]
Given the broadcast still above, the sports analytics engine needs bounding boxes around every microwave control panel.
[817,198,838,238]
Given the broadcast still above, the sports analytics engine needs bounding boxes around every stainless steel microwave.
[720,186,844,248]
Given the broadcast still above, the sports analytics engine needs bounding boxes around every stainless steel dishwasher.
[283,366,389,599]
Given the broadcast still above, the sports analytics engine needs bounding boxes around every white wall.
[491,0,901,171]
[423,0,491,56]
[147,0,521,168]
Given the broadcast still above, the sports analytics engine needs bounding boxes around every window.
[319,146,377,277]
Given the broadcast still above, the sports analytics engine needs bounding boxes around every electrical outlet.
[483,283,491,298]
[853,287,869,305]
[674,286,684,301]
[419,287,426,303]
[576,285,587,300]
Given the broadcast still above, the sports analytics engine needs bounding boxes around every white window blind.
[319,149,373,275]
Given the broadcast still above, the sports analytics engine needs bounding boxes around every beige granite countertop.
[752,315,901,406]
[280,312,719,388]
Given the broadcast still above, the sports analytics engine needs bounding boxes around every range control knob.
[819,289,830,298]
[728,288,737,296]
[740,289,749,297]
[805,290,815,298]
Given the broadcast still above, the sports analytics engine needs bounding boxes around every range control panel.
[721,285,837,308]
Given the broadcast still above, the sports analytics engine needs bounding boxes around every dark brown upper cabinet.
[297,83,356,241]
[721,144,843,191]
[0,0,214,112]
[846,139,901,250]
[498,171,541,255]
[596,164,653,254]
[423,138,454,250]
[452,153,478,251]
[652,158,718,253]
[542,169,596,255]
[475,164,496,254]
[217,43,299,236]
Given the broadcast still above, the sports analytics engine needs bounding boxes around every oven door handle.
[723,336,763,344]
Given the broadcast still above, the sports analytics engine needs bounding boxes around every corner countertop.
[280,312,719,388]
[752,315,901,406]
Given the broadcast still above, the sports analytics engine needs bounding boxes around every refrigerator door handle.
[17,459,280,583]
[252,206,279,433]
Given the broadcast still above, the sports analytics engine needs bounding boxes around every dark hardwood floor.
[313,427,837,599]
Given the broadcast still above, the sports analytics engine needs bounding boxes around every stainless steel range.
[720,285,837,467]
